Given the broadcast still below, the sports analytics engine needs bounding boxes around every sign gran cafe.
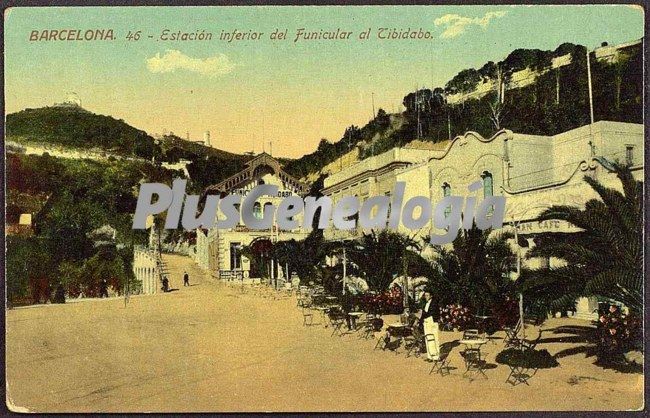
[515,219,582,235]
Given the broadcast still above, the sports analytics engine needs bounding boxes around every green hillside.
[5,106,256,192]
[7,106,159,158]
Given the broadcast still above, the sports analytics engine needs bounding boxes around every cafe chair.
[361,316,384,340]
[328,308,346,337]
[462,329,480,340]
[404,325,425,358]
[504,320,523,349]
[302,306,314,326]
[429,349,452,377]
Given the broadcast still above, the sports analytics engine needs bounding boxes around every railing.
[219,270,244,281]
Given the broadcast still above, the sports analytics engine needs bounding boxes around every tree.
[487,90,506,130]
[520,164,643,314]
[426,225,516,314]
[345,231,424,292]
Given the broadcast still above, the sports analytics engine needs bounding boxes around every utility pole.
[416,85,421,139]
[586,48,596,157]
[371,92,376,119]
[402,256,409,314]
[586,49,595,126]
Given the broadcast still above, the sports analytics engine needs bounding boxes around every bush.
[491,296,520,329]
[595,304,642,364]
[360,286,404,315]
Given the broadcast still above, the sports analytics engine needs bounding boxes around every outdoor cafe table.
[380,323,411,350]
[313,306,330,327]
[347,312,364,331]
[459,339,489,379]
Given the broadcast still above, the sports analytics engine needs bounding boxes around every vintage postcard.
[4,4,645,413]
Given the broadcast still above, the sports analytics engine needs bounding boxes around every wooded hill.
[283,41,642,180]
[5,106,256,193]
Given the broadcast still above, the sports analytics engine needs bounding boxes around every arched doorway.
[248,237,274,279]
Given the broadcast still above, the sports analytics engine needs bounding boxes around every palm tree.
[346,230,427,292]
[520,164,642,314]
[426,225,516,314]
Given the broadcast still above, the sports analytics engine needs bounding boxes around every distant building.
[53,92,86,111]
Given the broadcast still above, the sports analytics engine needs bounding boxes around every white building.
[320,121,643,319]
[193,153,310,282]
[322,146,442,241]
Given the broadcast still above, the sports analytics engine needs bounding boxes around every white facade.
[133,247,160,294]
[322,146,439,241]
[195,153,310,281]
[321,121,643,319]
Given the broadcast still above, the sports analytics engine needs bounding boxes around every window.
[626,145,634,167]
[482,172,493,198]
[442,183,451,218]
[264,203,274,224]
[482,172,494,216]
[232,203,242,225]
[230,242,242,270]
[253,202,263,219]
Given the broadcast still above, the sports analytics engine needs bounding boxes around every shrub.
[361,285,404,315]
[595,304,642,364]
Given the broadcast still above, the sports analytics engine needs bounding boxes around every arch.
[253,163,277,179]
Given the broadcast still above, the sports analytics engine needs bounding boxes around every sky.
[4,5,644,158]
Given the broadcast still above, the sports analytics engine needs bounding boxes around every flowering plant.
[595,304,642,363]
[361,285,404,315]
[439,303,473,330]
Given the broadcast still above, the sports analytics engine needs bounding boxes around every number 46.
[126,31,141,41]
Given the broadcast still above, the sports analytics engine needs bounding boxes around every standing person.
[183,271,189,287]
[419,291,440,361]
[162,276,169,292]
[341,292,357,331]
[99,278,109,298]
[53,283,66,304]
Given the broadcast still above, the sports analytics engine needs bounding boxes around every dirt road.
[5,254,643,412]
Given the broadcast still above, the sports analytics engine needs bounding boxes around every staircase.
[161,253,211,287]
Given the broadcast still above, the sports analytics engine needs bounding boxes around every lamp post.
[342,245,347,295]
[402,256,409,314]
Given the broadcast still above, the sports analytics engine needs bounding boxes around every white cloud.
[435,11,507,39]
[146,50,235,77]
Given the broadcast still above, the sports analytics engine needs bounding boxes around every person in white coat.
[419,291,440,361]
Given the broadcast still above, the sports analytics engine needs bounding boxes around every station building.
[320,121,643,319]
[192,153,310,281]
